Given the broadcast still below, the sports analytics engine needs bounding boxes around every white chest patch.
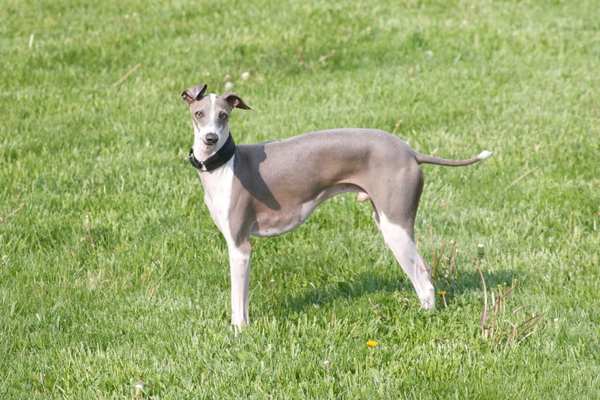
[200,156,236,242]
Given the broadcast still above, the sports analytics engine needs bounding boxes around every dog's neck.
[198,153,236,219]
[189,134,236,172]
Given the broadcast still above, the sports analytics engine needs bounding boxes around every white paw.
[419,289,436,310]
[231,316,249,332]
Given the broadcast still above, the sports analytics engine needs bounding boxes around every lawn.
[1,0,599,398]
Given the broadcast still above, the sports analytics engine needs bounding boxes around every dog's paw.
[231,316,249,334]
[420,298,435,310]
[419,289,436,310]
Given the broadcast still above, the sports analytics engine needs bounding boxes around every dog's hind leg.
[368,166,435,309]
[377,213,435,309]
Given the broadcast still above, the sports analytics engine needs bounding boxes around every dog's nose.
[204,133,218,145]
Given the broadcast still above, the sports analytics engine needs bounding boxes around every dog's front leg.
[228,241,251,329]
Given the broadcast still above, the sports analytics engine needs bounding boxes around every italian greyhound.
[181,83,492,329]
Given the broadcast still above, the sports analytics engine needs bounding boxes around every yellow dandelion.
[438,290,448,307]
[367,339,378,348]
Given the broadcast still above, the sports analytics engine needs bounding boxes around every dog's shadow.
[279,268,516,314]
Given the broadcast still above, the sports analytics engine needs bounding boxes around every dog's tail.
[415,150,493,167]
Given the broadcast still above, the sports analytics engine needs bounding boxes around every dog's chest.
[199,157,235,237]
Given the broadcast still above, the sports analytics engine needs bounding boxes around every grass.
[1,0,599,398]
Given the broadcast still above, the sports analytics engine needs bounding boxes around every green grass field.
[1,0,599,398]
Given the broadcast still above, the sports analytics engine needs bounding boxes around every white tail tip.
[477,150,493,160]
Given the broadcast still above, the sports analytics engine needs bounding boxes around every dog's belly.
[250,183,362,237]
[250,209,304,237]
[250,200,317,237]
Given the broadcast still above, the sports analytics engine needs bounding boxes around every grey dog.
[182,83,492,328]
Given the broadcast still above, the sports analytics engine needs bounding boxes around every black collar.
[188,134,236,172]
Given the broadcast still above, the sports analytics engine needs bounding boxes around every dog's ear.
[181,83,208,105]
[223,93,251,110]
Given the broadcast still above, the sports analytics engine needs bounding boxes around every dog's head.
[181,83,251,158]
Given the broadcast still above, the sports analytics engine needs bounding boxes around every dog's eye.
[194,111,204,119]
[218,112,228,121]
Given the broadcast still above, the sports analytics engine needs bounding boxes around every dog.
[181,83,492,328]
